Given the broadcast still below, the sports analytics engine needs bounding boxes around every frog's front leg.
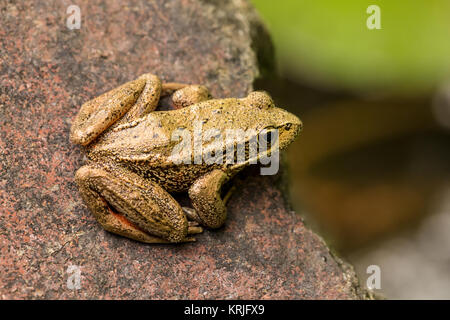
[75,164,202,243]
[70,73,162,146]
[188,169,233,229]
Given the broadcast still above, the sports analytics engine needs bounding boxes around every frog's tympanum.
[70,74,302,243]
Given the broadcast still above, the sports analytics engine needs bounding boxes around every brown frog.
[70,73,302,243]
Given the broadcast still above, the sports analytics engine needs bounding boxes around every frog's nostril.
[285,123,292,131]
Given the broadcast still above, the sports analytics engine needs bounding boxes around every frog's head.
[242,91,302,151]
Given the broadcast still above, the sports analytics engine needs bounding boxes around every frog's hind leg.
[75,164,201,243]
[118,73,163,123]
[70,74,162,146]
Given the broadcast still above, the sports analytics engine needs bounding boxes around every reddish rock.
[0,0,368,299]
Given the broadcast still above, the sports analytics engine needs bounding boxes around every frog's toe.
[188,222,203,235]
[172,85,210,108]
[188,220,200,227]
[182,206,203,224]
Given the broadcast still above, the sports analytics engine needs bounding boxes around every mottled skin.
[70,74,302,243]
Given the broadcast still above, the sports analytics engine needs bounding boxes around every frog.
[70,73,302,244]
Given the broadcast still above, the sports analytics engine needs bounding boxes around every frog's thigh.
[188,169,230,229]
[75,164,195,243]
[70,77,148,146]
[118,73,162,123]
[70,74,163,146]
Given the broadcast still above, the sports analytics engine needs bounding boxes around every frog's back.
[87,110,219,192]
[86,99,254,191]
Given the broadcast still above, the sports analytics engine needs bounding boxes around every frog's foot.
[75,164,196,244]
[161,82,190,96]
[188,221,203,235]
[183,207,204,235]
[182,206,202,224]
[161,82,211,109]
[172,85,211,108]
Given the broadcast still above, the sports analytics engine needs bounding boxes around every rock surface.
[0,0,368,299]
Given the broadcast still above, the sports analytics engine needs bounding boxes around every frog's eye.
[246,91,274,109]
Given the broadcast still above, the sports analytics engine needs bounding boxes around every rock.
[0,0,368,299]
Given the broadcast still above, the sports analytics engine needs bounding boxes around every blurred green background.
[251,0,450,299]
[252,0,450,94]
